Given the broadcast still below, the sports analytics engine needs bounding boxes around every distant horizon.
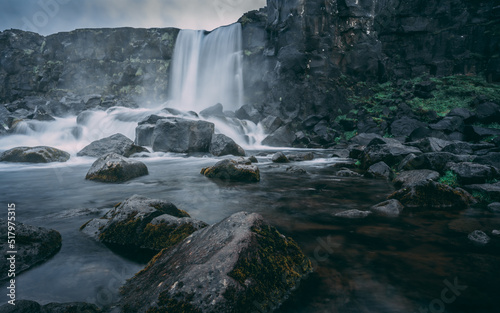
[0,0,266,36]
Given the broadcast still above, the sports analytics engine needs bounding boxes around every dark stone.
[429,116,464,133]
[138,114,168,125]
[335,209,372,219]
[393,169,440,188]
[389,180,474,210]
[475,102,500,124]
[370,199,404,217]
[30,106,56,122]
[287,152,314,162]
[406,137,452,153]
[361,142,422,168]
[390,117,427,137]
[286,166,307,174]
[81,195,205,252]
[272,152,289,163]
[209,134,245,157]
[487,202,500,213]
[358,117,386,135]
[120,212,312,313]
[0,221,61,281]
[201,159,260,182]
[302,115,322,129]
[463,183,500,202]
[408,127,449,142]
[0,146,70,163]
[331,149,350,158]
[447,162,499,185]
[448,108,474,120]
[261,115,283,134]
[262,125,296,147]
[135,124,156,147]
[464,125,500,142]
[441,141,474,155]
[77,133,148,157]
[349,133,383,146]
[475,152,500,169]
[403,152,472,173]
[200,103,225,118]
[468,230,491,246]
[235,103,262,124]
[85,153,148,183]
[336,168,362,177]
[152,118,215,153]
[366,161,393,179]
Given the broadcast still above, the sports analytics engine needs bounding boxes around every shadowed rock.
[77,133,148,158]
[201,159,260,182]
[85,153,148,183]
[0,146,70,163]
[209,134,245,157]
[393,169,440,188]
[120,212,312,313]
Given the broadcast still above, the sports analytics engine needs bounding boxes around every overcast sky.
[0,0,267,36]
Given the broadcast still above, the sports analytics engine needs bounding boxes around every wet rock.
[286,166,307,174]
[287,152,314,162]
[429,116,464,133]
[331,149,350,158]
[201,159,260,182]
[463,183,500,202]
[474,152,500,170]
[138,114,168,125]
[393,169,440,188]
[468,230,491,246]
[0,146,70,163]
[235,103,262,124]
[0,221,62,281]
[135,124,156,146]
[77,133,148,157]
[0,300,102,313]
[492,230,500,236]
[366,161,393,179]
[349,133,383,146]
[81,195,205,253]
[120,212,312,313]
[402,152,472,173]
[408,127,449,142]
[446,162,499,185]
[152,118,215,153]
[361,141,422,168]
[261,115,283,134]
[370,200,404,217]
[406,137,453,153]
[85,153,148,183]
[487,202,500,213]
[262,125,296,147]
[248,155,258,163]
[335,209,372,219]
[272,152,289,163]
[200,103,224,118]
[336,168,362,177]
[209,134,245,157]
[389,180,475,210]
[441,141,474,155]
[30,106,56,122]
[390,117,427,137]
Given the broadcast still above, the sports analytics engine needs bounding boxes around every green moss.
[344,130,358,141]
[439,171,459,188]
[471,191,492,204]
[225,224,312,313]
[142,223,199,251]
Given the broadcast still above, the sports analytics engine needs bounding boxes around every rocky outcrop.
[81,195,206,253]
[120,212,312,313]
[201,159,260,183]
[0,146,70,163]
[0,221,62,281]
[85,153,148,183]
[77,133,148,157]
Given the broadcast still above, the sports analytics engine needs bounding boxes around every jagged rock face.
[0,28,179,103]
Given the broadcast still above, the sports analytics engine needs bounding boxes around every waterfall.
[168,24,244,112]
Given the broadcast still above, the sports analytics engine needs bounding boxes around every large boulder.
[120,212,312,313]
[0,146,70,163]
[366,161,393,179]
[446,162,499,185]
[201,159,260,182]
[428,116,464,133]
[406,137,453,153]
[81,195,206,253]
[474,102,500,124]
[393,169,440,188]
[271,151,289,163]
[77,133,148,158]
[0,221,61,281]
[135,124,156,146]
[475,152,500,170]
[209,134,245,157]
[200,103,225,118]
[0,300,101,313]
[361,141,422,168]
[402,152,472,173]
[152,118,215,153]
[388,180,475,210]
[262,125,296,147]
[85,153,148,183]
[390,117,427,137]
[463,183,500,202]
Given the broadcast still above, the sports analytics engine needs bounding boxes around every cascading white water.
[168,24,244,112]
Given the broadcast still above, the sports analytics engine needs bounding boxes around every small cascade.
[168,23,244,112]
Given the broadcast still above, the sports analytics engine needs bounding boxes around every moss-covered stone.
[201,159,260,182]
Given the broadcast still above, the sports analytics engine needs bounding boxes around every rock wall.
[0,27,179,103]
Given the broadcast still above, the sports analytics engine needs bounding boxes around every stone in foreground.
[81,195,206,252]
[85,153,148,183]
[0,146,70,163]
[77,133,148,157]
[0,220,61,281]
[201,159,260,182]
[389,180,475,210]
[120,212,312,313]
[152,118,214,153]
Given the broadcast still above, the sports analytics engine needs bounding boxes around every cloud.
[0,0,266,35]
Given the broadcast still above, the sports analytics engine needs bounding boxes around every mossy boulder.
[0,146,70,163]
[388,180,475,210]
[85,153,148,183]
[120,212,312,313]
[80,195,206,253]
[0,220,62,281]
[201,159,260,182]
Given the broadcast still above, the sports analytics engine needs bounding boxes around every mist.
[0,0,267,36]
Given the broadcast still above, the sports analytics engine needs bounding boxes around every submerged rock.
[120,212,312,313]
[468,230,491,246]
[287,152,314,162]
[0,220,61,281]
[272,151,289,163]
[81,195,206,252]
[0,146,70,163]
[152,118,215,153]
[209,134,245,157]
[286,166,307,174]
[334,209,372,219]
[0,300,101,313]
[389,180,475,210]
[85,153,148,183]
[370,199,404,217]
[201,159,260,182]
[77,133,148,158]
